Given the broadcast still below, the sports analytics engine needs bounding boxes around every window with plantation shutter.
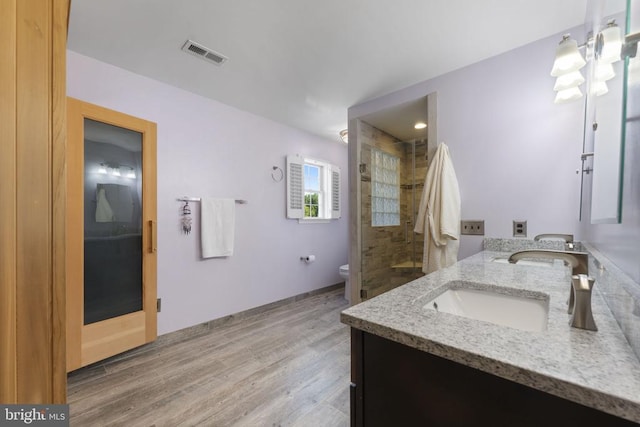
[286,155,304,219]
[286,154,341,222]
[330,166,341,219]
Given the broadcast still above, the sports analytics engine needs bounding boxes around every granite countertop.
[341,250,640,423]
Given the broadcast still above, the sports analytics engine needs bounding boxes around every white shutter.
[286,155,304,219]
[330,164,341,219]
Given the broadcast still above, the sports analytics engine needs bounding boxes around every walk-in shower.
[358,121,429,299]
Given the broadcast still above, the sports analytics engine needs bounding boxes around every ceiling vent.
[181,40,228,66]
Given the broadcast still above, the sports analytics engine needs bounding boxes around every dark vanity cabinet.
[350,329,637,427]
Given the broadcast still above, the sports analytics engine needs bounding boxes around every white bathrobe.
[414,142,461,274]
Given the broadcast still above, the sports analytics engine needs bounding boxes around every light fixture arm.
[622,31,640,59]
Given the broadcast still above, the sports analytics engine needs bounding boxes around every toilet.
[339,264,350,303]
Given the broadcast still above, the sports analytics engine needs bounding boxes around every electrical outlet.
[461,220,485,236]
[513,220,527,237]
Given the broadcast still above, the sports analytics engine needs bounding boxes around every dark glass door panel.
[83,118,143,325]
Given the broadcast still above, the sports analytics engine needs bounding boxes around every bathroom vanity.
[341,249,640,426]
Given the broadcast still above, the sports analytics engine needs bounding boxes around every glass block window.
[371,149,400,226]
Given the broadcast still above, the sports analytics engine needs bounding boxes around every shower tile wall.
[360,121,427,299]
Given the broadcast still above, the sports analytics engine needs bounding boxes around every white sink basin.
[491,258,553,267]
[424,286,549,332]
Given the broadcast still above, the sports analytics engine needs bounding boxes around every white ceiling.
[68,0,595,143]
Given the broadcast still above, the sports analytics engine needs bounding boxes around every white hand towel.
[201,198,235,258]
[95,188,115,222]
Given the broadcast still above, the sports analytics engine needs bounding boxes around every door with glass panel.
[66,98,157,371]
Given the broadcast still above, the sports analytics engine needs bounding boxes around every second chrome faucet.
[508,249,597,331]
[533,233,576,250]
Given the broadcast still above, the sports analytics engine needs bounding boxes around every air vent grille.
[181,40,228,66]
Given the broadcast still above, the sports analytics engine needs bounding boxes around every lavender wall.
[67,51,349,335]
[349,28,587,261]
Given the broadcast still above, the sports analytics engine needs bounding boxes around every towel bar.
[176,197,248,204]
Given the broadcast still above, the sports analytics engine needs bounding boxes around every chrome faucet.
[533,233,575,250]
[508,249,589,314]
[569,274,597,331]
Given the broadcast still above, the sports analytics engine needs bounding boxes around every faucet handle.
[569,274,597,331]
[567,273,593,314]
[571,274,594,291]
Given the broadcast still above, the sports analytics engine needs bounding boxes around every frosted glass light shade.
[592,81,609,96]
[595,61,615,82]
[551,37,586,77]
[554,87,583,104]
[339,129,348,143]
[553,70,585,91]
[629,57,640,85]
[597,24,622,64]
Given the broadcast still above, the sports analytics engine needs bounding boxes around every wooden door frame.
[0,0,68,403]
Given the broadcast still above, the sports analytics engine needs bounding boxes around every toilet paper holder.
[300,255,316,263]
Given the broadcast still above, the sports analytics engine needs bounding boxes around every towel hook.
[271,166,284,182]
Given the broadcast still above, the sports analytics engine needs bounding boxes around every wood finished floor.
[68,288,351,427]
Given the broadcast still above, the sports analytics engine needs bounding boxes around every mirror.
[583,0,633,223]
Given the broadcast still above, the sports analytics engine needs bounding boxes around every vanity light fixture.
[596,20,622,64]
[98,162,136,178]
[594,61,615,82]
[551,19,639,104]
[551,34,587,104]
[553,70,585,91]
[340,129,349,143]
[414,122,427,130]
[551,35,586,77]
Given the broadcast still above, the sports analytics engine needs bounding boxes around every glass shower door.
[359,119,426,300]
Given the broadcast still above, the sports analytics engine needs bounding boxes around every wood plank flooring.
[68,288,351,426]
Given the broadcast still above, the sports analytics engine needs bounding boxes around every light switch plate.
[461,220,485,235]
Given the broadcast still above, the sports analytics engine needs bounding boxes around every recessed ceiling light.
[414,122,427,130]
